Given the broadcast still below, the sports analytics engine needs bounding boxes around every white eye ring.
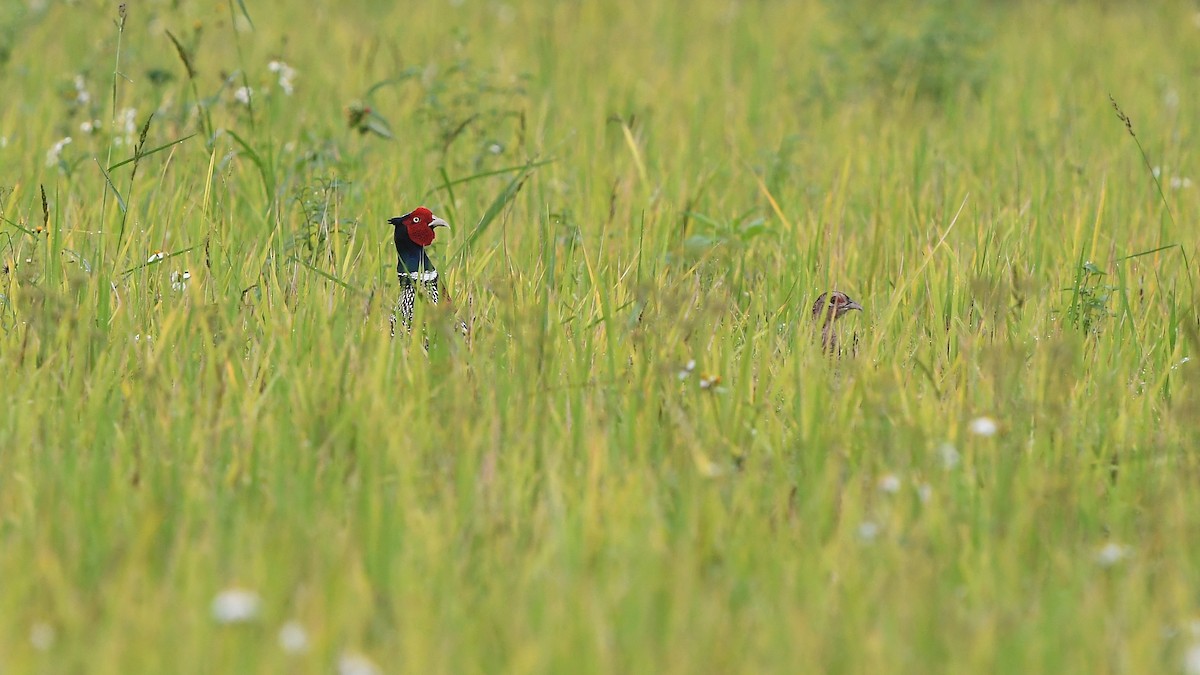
[412,216,421,223]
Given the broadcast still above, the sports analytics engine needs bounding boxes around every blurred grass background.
[1,0,1200,672]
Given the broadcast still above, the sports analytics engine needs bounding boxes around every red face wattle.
[404,207,437,247]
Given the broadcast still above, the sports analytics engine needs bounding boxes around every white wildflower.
[268,60,297,96]
[968,416,998,437]
[337,652,381,675]
[678,359,696,380]
[234,86,253,106]
[857,521,880,542]
[114,107,137,145]
[877,474,901,494]
[278,620,309,654]
[45,136,72,166]
[1170,176,1193,190]
[29,622,55,651]
[211,588,261,624]
[146,251,167,263]
[1186,643,1200,675]
[916,483,932,503]
[1095,542,1128,567]
[171,270,191,292]
[937,442,960,469]
[73,74,90,104]
[80,119,101,134]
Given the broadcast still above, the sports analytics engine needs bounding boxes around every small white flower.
[916,483,932,503]
[877,474,901,494]
[1170,176,1193,190]
[73,74,90,104]
[45,136,72,166]
[968,416,998,437]
[119,108,135,132]
[29,622,55,651]
[146,251,167,263]
[1186,643,1200,675]
[857,521,880,542]
[80,119,101,134]
[234,86,253,105]
[1095,542,1128,567]
[337,652,381,675]
[211,588,261,624]
[268,60,297,96]
[678,359,696,380]
[171,269,191,292]
[119,107,137,135]
[488,142,504,154]
[1153,166,1163,178]
[937,442,960,469]
[278,620,309,654]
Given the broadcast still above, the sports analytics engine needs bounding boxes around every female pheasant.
[812,291,863,353]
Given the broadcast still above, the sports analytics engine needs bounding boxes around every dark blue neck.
[396,239,435,274]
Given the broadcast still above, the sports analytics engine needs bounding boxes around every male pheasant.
[389,206,448,335]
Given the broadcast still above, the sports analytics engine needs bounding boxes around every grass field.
[2,0,1200,672]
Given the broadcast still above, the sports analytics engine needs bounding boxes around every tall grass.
[1,0,1199,672]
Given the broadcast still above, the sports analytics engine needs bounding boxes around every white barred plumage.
[390,269,441,336]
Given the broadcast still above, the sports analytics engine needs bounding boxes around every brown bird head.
[812,291,862,353]
[812,291,863,325]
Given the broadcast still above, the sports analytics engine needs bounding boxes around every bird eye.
[412,216,421,223]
